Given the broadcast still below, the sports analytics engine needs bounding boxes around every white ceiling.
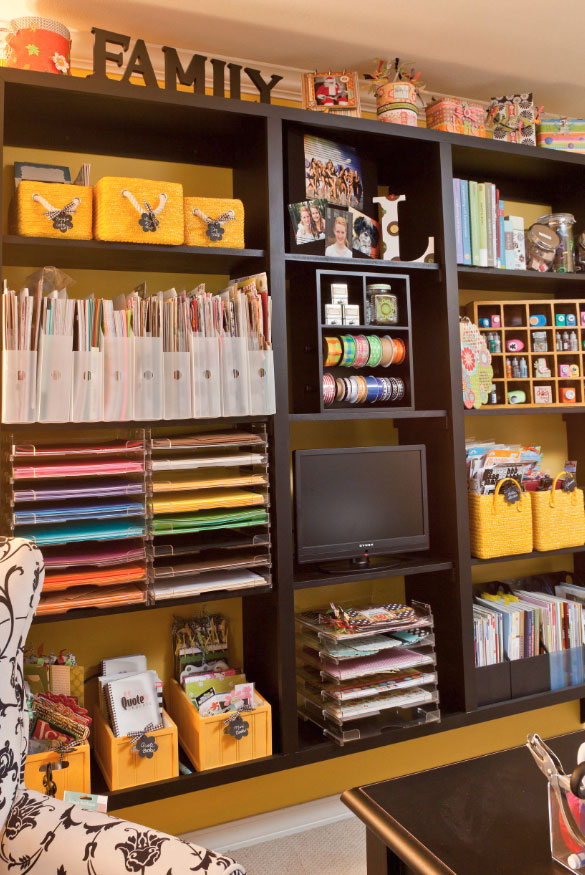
[2,0,585,115]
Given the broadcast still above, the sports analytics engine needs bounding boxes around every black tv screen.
[294,445,429,564]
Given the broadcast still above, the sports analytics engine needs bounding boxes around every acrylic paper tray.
[10,439,146,458]
[153,552,271,578]
[298,632,436,662]
[41,541,147,568]
[299,686,439,724]
[152,530,270,558]
[296,666,439,704]
[298,697,441,746]
[151,433,267,451]
[319,671,439,703]
[295,600,434,643]
[10,462,146,481]
[307,650,437,683]
[11,500,148,527]
[10,482,146,504]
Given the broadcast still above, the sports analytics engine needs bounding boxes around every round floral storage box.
[6,17,71,75]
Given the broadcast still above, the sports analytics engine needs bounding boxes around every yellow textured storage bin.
[167,678,271,771]
[468,478,533,559]
[94,177,184,245]
[531,473,585,552]
[11,181,93,239]
[184,197,244,248]
[92,706,178,791]
[24,743,91,800]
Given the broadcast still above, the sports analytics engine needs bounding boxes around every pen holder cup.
[134,336,163,421]
[191,335,221,418]
[220,336,250,417]
[24,743,91,800]
[37,332,73,422]
[248,348,276,415]
[2,350,37,423]
[71,349,103,422]
[102,336,135,421]
[163,351,192,420]
[548,783,585,872]
[167,678,272,772]
[92,707,178,791]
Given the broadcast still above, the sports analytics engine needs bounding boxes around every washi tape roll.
[366,334,383,368]
[380,336,394,367]
[323,336,342,367]
[353,335,370,369]
[322,373,335,405]
[340,335,357,367]
[356,375,368,403]
[365,375,379,403]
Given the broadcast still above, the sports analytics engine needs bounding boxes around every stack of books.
[453,178,526,270]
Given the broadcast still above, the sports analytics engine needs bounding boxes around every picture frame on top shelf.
[302,71,361,117]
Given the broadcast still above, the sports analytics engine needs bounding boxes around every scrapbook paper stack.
[150,426,271,601]
[6,433,148,614]
[296,600,440,745]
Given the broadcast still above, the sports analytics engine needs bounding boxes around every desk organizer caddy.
[24,743,91,800]
[94,177,184,244]
[11,181,93,239]
[184,197,245,248]
[537,118,585,153]
[425,97,486,137]
[1,334,275,423]
[167,679,272,771]
[92,706,179,791]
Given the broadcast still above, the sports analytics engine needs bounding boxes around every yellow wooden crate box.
[167,678,271,771]
[11,181,93,240]
[92,706,179,791]
[184,197,244,248]
[24,742,91,800]
[94,177,184,245]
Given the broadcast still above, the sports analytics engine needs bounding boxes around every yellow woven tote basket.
[11,181,93,240]
[94,177,184,245]
[184,197,244,248]
[531,472,585,551]
[468,477,533,559]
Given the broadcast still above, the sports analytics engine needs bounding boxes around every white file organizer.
[37,332,73,422]
[191,335,221,419]
[164,351,192,419]
[71,348,103,422]
[2,350,37,423]
[220,336,250,417]
[135,336,163,421]
[248,348,276,415]
[103,336,135,421]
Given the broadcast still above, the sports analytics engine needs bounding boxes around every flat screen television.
[294,445,429,572]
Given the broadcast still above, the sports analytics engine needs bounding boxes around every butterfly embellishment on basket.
[192,207,236,241]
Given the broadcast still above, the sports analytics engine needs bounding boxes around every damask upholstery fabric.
[0,537,246,874]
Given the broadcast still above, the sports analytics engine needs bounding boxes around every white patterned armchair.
[0,537,246,874]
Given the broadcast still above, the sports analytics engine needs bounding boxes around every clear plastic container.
[37,332,73,422]
[102,336,135,421]
[163,351,192,420]
[525,223,560,272]
[220,336,250,417]
[190,335,221,419]
[2,350,37,423]
[536,213,576,272]
[71,348,103,422]
[134,336,163,421]
[248,348,276,415]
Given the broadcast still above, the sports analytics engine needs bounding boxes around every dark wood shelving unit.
[3,68,585,808]
[471,545,585,565]
[465,406,585,416]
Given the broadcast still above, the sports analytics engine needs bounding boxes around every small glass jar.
[525,223,559,272]
[365,283,398,325]
[536,213,576,272]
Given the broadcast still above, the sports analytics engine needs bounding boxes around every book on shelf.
[477,182,488,267]
[453,178,464,264]
[468,180,480,266]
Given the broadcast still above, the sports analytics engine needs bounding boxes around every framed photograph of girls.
[325,207,352,259]
[350,208,381,259]
[288,199,327,245]
[302,72,361,117]
[304,135,364,211]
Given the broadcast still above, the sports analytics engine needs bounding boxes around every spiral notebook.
[104,670,162,737]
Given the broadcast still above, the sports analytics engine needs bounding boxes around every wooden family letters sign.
[90,27,283,103]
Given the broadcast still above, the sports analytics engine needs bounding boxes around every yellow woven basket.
[11,181,93,240]
[184,197,244,248]
[531,472,585,552]
[94,177,184,245]
[468,477,533,559]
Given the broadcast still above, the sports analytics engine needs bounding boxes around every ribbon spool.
[380,336,394,367]
[322,336,342,366]
[322,373,335,405]
[340,335,357,367]
[352,335,370,369]
[366,335,383,367]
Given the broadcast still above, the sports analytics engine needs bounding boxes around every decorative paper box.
[425,98,486,137]
[537,119,585,152]
[94,177,184,245]
[184,197,245,248]
[488,93,537,146]
[6,16,70,75]
[11,181,92,239]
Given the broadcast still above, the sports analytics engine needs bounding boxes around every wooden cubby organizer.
[467,298,585,408]
[4,68,585,810]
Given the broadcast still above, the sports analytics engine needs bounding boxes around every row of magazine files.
[296,600,440,746]
[2,335,275,423]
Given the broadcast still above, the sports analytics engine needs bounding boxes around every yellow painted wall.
[10,82,584,834]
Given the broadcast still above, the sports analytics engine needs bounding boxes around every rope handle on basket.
[492,477,523,514]
[121,190,167,233]
[32,193,81,232]
[550,471,578,507]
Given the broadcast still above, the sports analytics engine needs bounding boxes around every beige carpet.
[224,817,367,875]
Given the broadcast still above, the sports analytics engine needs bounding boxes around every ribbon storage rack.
[296,600,440,745]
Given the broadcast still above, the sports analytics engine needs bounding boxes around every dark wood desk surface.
[342,731,585,875]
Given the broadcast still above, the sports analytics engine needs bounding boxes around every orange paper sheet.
[43,564,146,592]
